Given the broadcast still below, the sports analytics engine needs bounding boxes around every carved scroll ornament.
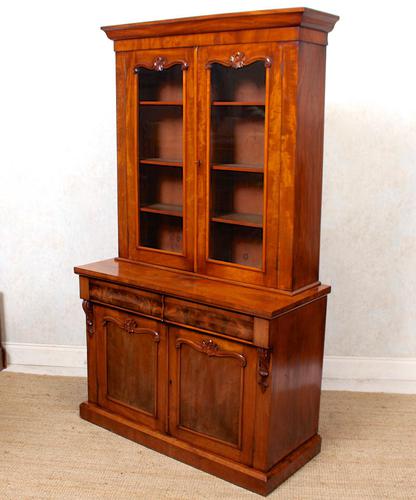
[82,300,94,337]
[176,338,247,367]
[257,348,272,392]
[206,51,272,69]
[103,316,160,342]
[134,56,189,73]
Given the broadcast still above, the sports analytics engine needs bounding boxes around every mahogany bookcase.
[75,7,338,495]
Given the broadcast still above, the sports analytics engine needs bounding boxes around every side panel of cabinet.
[168,326,257,464]
[292,43,327,290]
[120,47,196,271]
[94,305,167,432]
[253,296,327,470]
[196,42,282,288]
[277,42,327,291]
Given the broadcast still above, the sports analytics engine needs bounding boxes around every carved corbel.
[82,300,94,337]
[257,348,272,392]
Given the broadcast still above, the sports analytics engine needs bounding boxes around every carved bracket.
[82,300,94,337]
[257,348,272,392]
[134,56,189,73]
[103,316,160,342]
[176,337,247,367]
[206,51,272,69]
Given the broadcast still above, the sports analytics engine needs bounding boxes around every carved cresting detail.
[257,348,272,392]
[206,52,272,69]
[153,56,167,71]
[124,319,138,334]
[176,338,247,367]
[103,316,160,342]
[230,51,246,69]
[134,56,189,73]
[82,300,94,337]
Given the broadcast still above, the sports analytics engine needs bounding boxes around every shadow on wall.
[0,293,6,370]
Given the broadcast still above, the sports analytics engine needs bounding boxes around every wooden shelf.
[211,212,263,228]
[140,158,183,167]
[212,101,265,106]
[140,203,183,217]
[139,101,183,106]
[212,163,263,174]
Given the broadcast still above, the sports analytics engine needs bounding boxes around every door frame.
[121,47,196,271]
[95,305,168,432]
[168,326,257,464]
[195,42,283,287]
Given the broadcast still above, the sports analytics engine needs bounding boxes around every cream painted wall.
[1,1,415,358]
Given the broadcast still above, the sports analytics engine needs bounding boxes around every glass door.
[125,48,195,271]
[197,44,280,287]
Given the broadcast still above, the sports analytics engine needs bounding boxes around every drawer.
[164,297,253,341]
[89,280,162,318]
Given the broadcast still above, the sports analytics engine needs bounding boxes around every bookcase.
[75,8,338,495]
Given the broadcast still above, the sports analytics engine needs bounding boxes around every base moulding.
[80,401,321,496]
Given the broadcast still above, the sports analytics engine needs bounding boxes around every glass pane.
[137,64,184,253]
[139,66,182,102]
[211,106,264,168]
[211,61,265,103]
[209,61,266,269]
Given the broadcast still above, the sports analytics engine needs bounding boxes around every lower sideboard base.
[80,401,322,496]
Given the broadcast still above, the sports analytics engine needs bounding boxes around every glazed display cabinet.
[75,7,338,495]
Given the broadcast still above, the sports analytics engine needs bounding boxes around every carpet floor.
[0,372,415,499]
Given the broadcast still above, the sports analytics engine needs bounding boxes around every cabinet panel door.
[121,47,196,271]
[196,43,282,287]
[168,327,256,464]
[95,305,167,431]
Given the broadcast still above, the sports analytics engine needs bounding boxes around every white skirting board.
[4,343,87,377]
[3,342,416,394]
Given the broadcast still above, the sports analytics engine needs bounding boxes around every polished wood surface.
[0,345,4,371]
[164,297,254,341]
[113,27,328,53]
[261,297,327,470]
[0,312,5,370]
[81,401,322,496]
[75,258,330,319]
[76,7,338,495]
[113,26,331,292]
[89,279,162,318]
[95,305,167,432]
[102,7,338,41]
[169,327,257,463]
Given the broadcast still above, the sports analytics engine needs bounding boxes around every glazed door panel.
[95,305,167,431]
[196,43,282,287]
[123,47,196,271]
[168,327,257,464]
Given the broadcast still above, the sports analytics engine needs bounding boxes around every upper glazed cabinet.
[114,22,330,292]
[124,48,195,271]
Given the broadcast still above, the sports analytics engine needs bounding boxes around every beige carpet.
[0,372,415,499]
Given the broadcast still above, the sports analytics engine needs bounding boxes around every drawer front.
[164,297,253,341]
[89,280,162,318]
